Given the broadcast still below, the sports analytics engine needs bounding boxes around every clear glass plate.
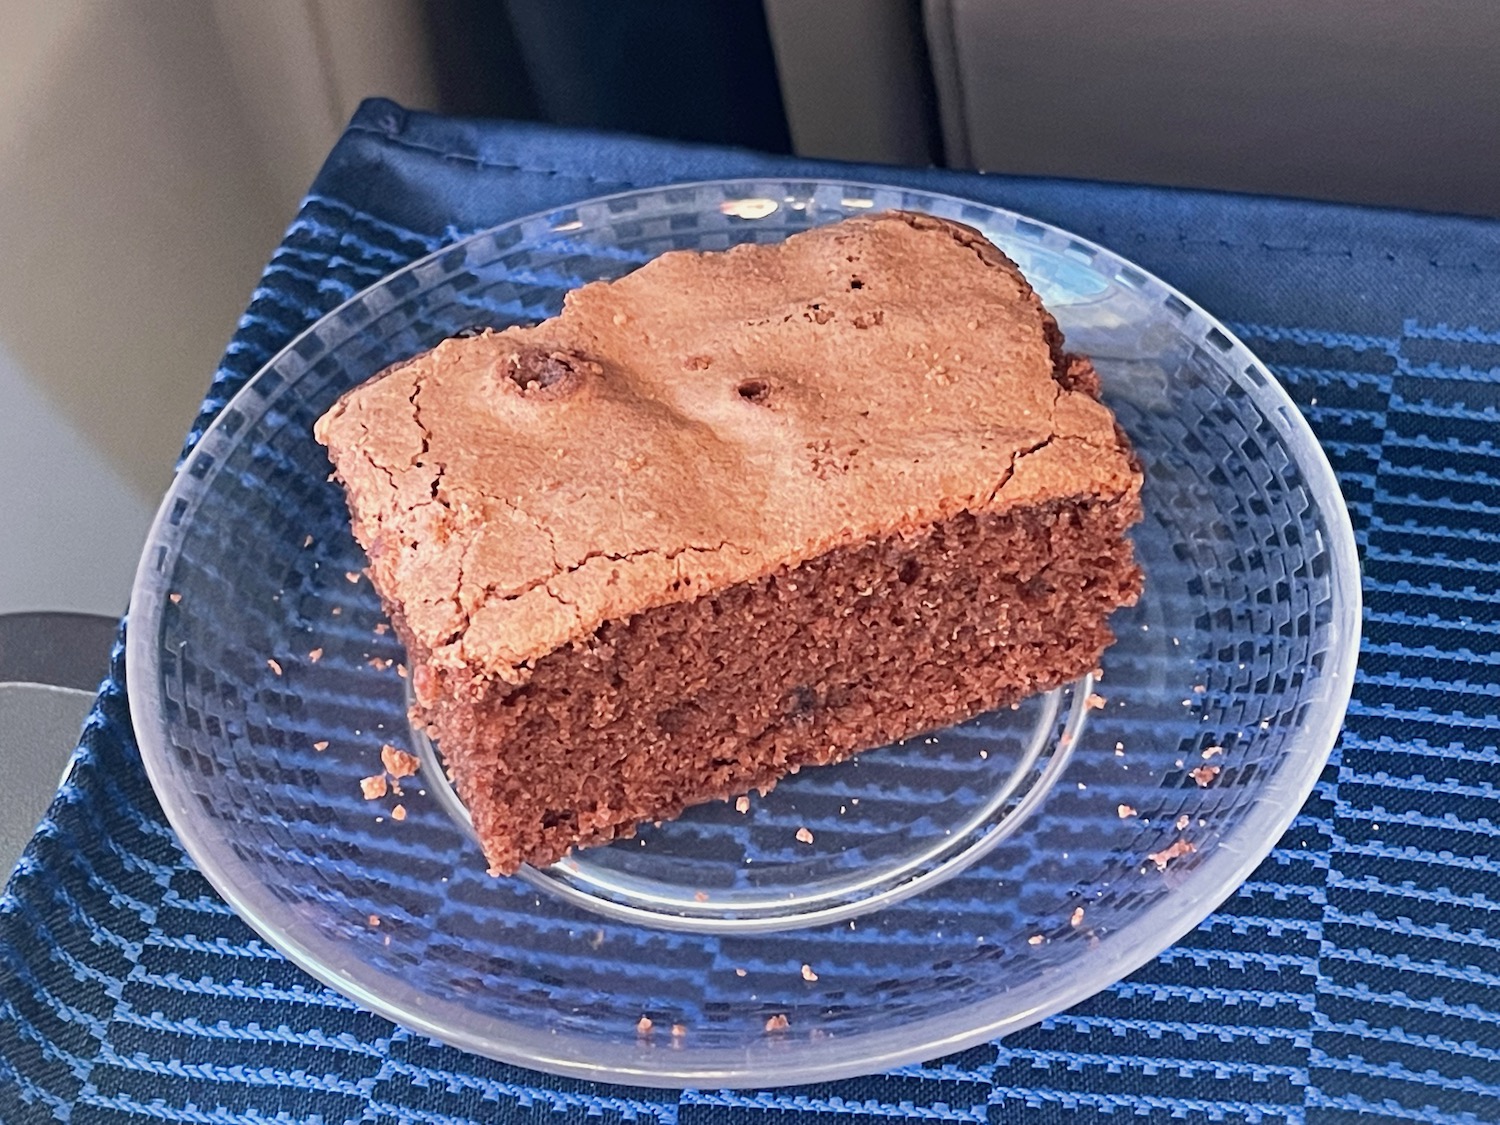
[128,179,1361,1087]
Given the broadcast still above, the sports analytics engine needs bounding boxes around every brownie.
[315,211,1143,874]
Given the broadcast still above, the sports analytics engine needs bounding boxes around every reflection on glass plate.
[129,179,1360,1087]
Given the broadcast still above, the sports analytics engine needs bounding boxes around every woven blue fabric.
[3,99,1499,1123]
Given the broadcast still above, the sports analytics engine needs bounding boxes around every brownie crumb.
[1117,804,1137,819]
[381,745,421,778]
[266,658,283,676]
[1085,692,1107,710]
[1176,814,1190,830]
[671,1023,687,1039]
[312,740,329,752]
[735,796,750,814]
[1189,765,1221,787]
[168,592,182,604]
[764,1014,789,1033]
[1148,839,1196,870]
[345,571,362,584]
[391,804,407,821]
[801,964,818,982]
[308,648,323,663]
[636,1016,653,1036]
[1028,934,1044,945]
[1070,907,1085,927]
[368,914,380,926]
[1202,745,1224,759]
[795,827,814,845]
[360,775,388,800]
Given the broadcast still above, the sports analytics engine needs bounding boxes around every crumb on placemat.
[360,775,388,800]
[391,804,407,821]
[312,740,329,752]
[636,1016,653,1036]
[735,795,750,814]
[801,964,818,982]
[795,827,814,845]
[764,1014,789,1033]
[168,592,182,604]
[1117,804,1137,818]
[266,658,283,676]
[308,647,323,663]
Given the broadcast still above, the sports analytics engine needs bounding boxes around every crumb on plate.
[381,745,421,778]
[1147,839,1196,871]
[360,775,388,800]
[1189,764,1221,787]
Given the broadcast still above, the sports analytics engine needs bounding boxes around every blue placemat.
[3,99,1498,1124]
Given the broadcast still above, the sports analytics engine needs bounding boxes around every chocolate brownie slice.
[315,211,1143,874]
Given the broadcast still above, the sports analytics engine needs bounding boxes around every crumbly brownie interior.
[405,489,1141,873]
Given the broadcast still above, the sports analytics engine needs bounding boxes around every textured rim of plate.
[128,178,1363,1086]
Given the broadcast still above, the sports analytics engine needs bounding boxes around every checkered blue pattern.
[2,100,1498,1123]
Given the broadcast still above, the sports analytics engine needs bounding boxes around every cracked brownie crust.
[315,212,1143,873]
